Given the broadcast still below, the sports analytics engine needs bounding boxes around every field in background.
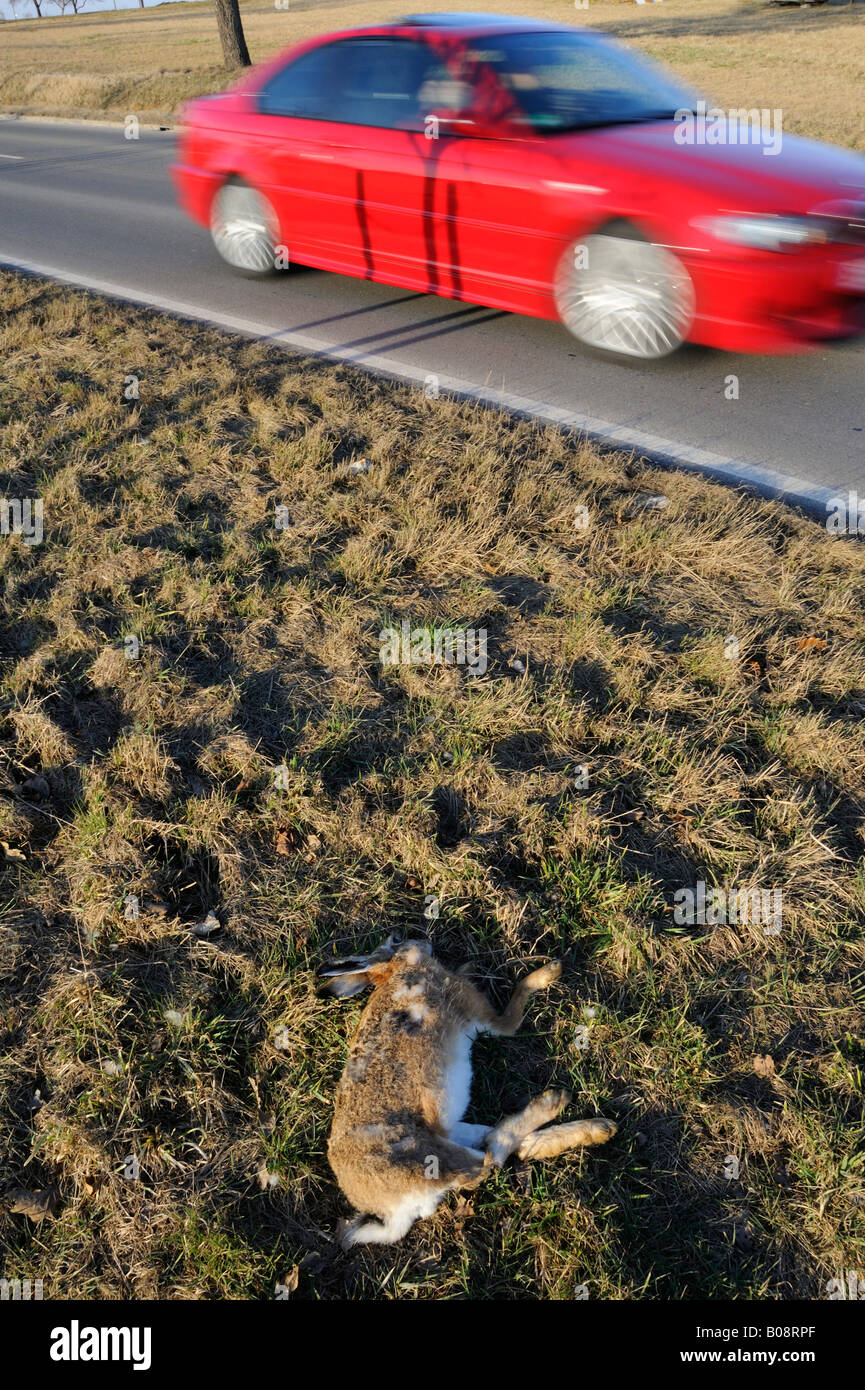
[1,268,864,1298]
[0,0,864,149]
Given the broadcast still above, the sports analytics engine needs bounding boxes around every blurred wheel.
[556,224,695,361]
[210,180,282,276]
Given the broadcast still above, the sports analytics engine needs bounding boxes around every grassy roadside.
[0,267,863,1298]
[0,0,863,150]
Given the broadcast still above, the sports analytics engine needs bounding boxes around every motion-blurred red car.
[172,13,865,360]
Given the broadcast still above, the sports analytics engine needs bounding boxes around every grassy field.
[0,268,864,1299]
[0,0,863,149]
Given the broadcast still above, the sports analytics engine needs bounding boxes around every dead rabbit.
[320,936,616,1248]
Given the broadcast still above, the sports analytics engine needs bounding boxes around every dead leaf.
[191,910,220,937]
[8,1187,59,1221]
[752,1054,776,1078]
[623,492,669,518]
[276,826,303,856]
[452,1196,475,1225]
[513,1163,533,1194]
[733,1218,755,1251]
[795,637,827,654]
[1,841,27,862]
[303,833,322,865]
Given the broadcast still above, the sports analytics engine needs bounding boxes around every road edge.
[0,113,175,131]
[0,253,843,528]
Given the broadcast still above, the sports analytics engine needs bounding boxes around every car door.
[246,36,454,284]
[423,38,572,316]
[244,41,357,267]
[311,36,446,287]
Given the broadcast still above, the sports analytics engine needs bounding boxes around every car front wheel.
[210,180,283,276]
[555,224,695,361]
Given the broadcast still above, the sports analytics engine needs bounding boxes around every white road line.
[0,251,843,523]
[0,154,23,160]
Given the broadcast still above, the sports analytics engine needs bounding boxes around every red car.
[172,12,865,361]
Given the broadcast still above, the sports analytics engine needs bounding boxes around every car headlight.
[691,214,830,252]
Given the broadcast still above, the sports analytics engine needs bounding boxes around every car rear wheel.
[210,180,282,276]
[555,224,695,361]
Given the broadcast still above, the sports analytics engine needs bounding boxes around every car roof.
[387,13,580,37]
[397,12,569,27]
[238,14,591,96]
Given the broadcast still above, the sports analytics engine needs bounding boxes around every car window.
[257,38,459,131]
[258,44,341,120]
[465,32,699,133]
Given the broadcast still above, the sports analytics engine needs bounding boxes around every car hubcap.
[557,234,694,359]
[211,183,278,272]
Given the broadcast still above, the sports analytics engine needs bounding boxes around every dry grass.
[0,0,863,149]
[0,267,864,1299]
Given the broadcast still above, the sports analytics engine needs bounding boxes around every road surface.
[1,119,863,513]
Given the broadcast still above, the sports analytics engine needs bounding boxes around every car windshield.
[466,30,699,133]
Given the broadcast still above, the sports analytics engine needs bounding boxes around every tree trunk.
[213,0,251,69]
[32,0,43,14]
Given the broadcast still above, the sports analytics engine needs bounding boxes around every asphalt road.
[1,118,864,509]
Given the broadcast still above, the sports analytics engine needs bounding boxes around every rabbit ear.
[320,968,374,998]
[317,956,374,998]
[318,957,371,976]
[318,958,400,997]
[318,934,401,993]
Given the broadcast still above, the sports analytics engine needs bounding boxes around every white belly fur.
[440,1027,475,1132]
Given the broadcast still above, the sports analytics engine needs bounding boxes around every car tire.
[555,221,695,362]
[210,179,285,277]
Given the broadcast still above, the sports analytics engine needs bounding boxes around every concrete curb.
[0,113,175,132]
